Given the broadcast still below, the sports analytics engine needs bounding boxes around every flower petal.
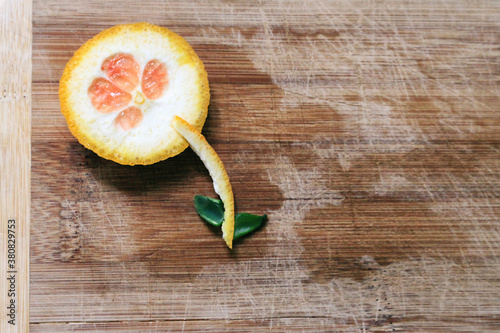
[88,77,132,113]
[142,59,168,100]
[102,53,140,92]
[115,106,143,130]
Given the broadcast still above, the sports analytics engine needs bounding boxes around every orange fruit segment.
[115,106,143,130]
[101,53,140,92]
[142,59,169,100]
[59,23,210,165]
[88,77,132,113]
[171,116,235,248]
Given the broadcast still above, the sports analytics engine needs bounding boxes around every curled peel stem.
[171,116,234,248]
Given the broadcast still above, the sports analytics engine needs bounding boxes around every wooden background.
[29,0,500,332]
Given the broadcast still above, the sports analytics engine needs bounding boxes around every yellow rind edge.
[171,116,234,249]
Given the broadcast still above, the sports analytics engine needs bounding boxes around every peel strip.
[172,116,234,248]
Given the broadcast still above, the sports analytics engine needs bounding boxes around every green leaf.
[194,195,224,226]
[194,195,267,240]
[234,213,267,239]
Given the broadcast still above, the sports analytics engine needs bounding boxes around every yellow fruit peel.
[172,116,234,248]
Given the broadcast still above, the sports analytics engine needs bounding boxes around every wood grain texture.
[0,0,32,332]
[31,0,500,332]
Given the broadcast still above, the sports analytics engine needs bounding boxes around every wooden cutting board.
[2,0,500,331]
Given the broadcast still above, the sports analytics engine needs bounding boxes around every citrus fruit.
[60,23,236,248]
[59,22,210,165]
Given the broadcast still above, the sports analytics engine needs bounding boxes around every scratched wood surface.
[31,1,500,332]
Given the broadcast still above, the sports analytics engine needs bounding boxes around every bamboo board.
[0,0,31,332]
[4,0,500,332]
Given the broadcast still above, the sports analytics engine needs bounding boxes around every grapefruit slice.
[172,116,235,249]
[59,23,210,165]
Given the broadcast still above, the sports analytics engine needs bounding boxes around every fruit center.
[134,91,145,105]
[87,54,169,131]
